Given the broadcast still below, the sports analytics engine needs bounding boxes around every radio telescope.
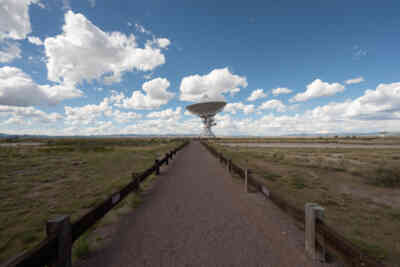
[186,101,226,137]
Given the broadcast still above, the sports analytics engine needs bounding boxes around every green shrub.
[389,210,400,221]
[73,233,90,259]
[370,168,400,187]
[21,232,38,245]
[262,172,281,181]
[291,176,307,189]
[130,193,142,208]
[272,151,285,161]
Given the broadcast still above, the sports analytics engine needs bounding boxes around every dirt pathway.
[75,141,337,267]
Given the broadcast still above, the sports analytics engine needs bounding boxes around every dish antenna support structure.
[186,101,226,137]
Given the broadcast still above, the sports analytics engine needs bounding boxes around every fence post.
[155,159,160,175]
[305,203,325,261]
[244,167,248,193]
[228,159,232,172]
[165,153,169,165]
[46,215,72,267]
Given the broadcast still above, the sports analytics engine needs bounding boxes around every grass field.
[0,138,183,264]
[213,136,400,145]
[209,141,400,266]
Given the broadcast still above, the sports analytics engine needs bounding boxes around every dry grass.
[210,142,400,266]
[72,172,159,263]
[212,136,400,145]
[0,138,183,264]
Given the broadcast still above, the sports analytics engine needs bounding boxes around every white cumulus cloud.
[0,105,63,124]
[247,89,267,101]
[345,77,365,85]
[156,38,170,48]
[180,68,247,102]
[117,91,163,110]
[350,82,400,119]
[290,79,345,102]
[64,94,141,125]
[28,36,43,45]
[307,82,400,122]
[230,87,240,96]
[147,107,181,119]
[44,11,166,85]
[37,2,45,8]
[64,99,111,125]
[135,23,151,35]
[110,109,141,123]
[4,80,400,135]
[117,77,174,109]
[259,99,286,112]
[142,77,174,101]
[145,37,171,49]
[0,66,82,106]
[272,87,292,95]
[0,41,21,63]
[0,0,40,40]
[224,102,255,114]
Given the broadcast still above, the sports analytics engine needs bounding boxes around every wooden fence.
[200,141,386,267]
[1,141,189,267]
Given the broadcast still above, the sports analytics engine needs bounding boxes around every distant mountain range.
[0,133,196,139]
[283,132,400,137]
[1,132,400,139]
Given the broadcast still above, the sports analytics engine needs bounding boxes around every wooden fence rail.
[200,141,385,267]
[1,141,189,267]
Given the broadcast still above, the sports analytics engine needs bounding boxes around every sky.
[0,0,399,136]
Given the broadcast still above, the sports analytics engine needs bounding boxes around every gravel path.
[75,141,338,267]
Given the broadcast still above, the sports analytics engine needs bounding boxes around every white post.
[305,203,325,261]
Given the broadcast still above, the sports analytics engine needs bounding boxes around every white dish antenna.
[186,101,226,137]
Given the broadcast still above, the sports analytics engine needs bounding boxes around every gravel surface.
[75,141,339,267]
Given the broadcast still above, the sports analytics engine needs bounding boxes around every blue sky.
[0,0,399,136]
